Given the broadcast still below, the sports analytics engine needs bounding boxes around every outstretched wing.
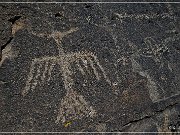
[22,56,57,96]
[72,52,111,85]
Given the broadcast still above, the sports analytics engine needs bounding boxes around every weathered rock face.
[0,2,180,132]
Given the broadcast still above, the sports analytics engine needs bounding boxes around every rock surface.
[0,2,180,133]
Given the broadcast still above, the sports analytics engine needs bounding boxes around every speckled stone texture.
[0,2,180,133]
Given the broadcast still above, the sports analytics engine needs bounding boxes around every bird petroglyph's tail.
[55,89,97,124]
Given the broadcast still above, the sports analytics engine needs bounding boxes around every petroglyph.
[23,28,111,124]
[130,34,180,102]
[12,20,25,35]
[140,35,180,63]
[114,12,174,22]
[131,57,163,102]
[140,37,169,63]
[0,43,19,67]
[156,109,171,133]
[55,89,96,124]
[163,34,180,45]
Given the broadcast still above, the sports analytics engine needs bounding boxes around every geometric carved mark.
[113,12,173,23]
[140,37,169,63]
[131,58,164,103]
[131,34,180,102]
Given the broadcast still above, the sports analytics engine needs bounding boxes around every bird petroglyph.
[22,28,111,124]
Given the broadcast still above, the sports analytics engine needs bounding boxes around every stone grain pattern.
[0,2,180,133]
